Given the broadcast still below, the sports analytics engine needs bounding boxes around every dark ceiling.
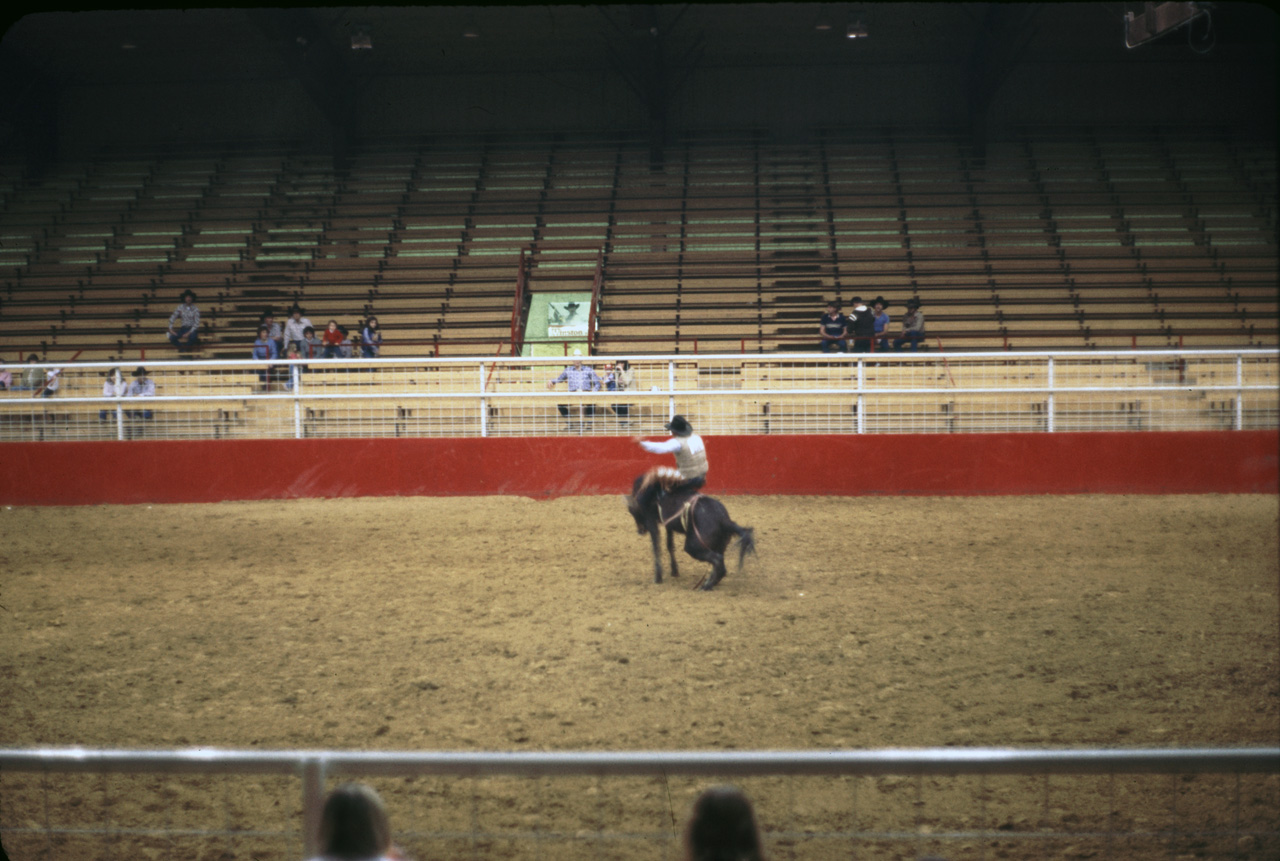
[3,3,1275,87]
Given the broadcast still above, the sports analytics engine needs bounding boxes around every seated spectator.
[893,298,926,352]
[39,364,61,398]
[261,311,284,353]
[870,296,890,352]
[308,782,405,861]
[683,785,766,861]
[283,305,313,350]
[819,301,847,353]
[251,325,279,387]
[15,355,43,391]
[298,326,320,358]
[361,316,382,358]
[99,367,127,421]
[281,344,302,391]
[0,366,10,390]
[126,366,155,420]
[322,320,344,358]
[167,290,201,352]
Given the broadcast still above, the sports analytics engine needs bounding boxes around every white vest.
[674,434,709,480]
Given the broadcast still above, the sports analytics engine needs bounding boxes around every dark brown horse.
[624,468,756,590]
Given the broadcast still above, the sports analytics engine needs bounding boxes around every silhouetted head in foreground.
[683,785,766,861]
[316,782,392,860]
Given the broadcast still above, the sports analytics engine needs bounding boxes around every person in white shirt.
[636,414,708,490]
[100,367,127,420]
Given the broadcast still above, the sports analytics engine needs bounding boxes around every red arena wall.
[0,430,1275,506]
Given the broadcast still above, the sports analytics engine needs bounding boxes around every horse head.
[623,493,647,534]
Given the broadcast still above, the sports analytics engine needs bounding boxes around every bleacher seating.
[1,129,1275,363]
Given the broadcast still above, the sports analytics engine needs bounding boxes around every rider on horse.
[634,414,708,509]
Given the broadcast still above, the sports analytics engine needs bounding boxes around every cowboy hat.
[132,366,149,377]
[871,295,889,308]
[664,415,693,436]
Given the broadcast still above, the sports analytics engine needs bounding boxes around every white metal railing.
[1,747,1277,860]
[0,350,1276,441]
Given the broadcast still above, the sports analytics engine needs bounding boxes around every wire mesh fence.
[1,748,1277,861]
[0,350,1275,441]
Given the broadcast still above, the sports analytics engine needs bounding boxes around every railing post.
[668,360,676,421]
[1046,356,1056,433]
[479,362,489,438]
[292,363,303,440]
[300,756,327,860]
[1235,353,1244,431]
[856,359,865,434]
[115,402,125,441]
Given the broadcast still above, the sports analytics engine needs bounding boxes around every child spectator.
[261,310,284,353]
[361,316,382,358]
[339,325,354,359]
[252,325,278,387]
[302,326,323,360]
[322,320,344,358]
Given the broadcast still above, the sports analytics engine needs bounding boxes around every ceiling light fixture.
[350,27,372,50]
[462,22,481,39]
[846,19,868,39]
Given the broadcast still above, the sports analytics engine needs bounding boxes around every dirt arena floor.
[1,494,1277,860]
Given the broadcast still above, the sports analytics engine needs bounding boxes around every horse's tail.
[734,524,756,571]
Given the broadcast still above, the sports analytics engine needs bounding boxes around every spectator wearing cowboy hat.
[167,290,201,352]
[635,414,708,492]
[870,296,891,352]
[126,366,155,423]
[894,298,926,352]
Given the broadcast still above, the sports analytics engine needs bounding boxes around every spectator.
[283,305,313,351]
[0,366,10,390]
[636,414,708,494]
[870,296,891,352]
[847,296,875,354]
[15,355,42,391]
[341,327,356,359]
[167,290,201,352]
[260,311,284,353]
[282,343,302,391]
[302,326,324,361]
[39,364,61,398]
[819,301,848,353]
[682,785,766,861]
[307,782,405,861]
[322,320,344,358]
[99,367,127,421]
[607,359,636,423]
[547,348,601,431]
[252,325,279,388]
[894,298,926,352]
[361,316,383,358]
[126,366,155,422]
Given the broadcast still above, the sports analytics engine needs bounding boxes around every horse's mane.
[636,466,684,496]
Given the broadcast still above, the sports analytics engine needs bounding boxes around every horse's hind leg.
[666,527,680,579]
[684,536,727,590]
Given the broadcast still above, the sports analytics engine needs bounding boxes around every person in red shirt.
[321,320,344,358]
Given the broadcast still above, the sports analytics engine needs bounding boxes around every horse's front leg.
[666,527,680,579]
[648,524,664,583]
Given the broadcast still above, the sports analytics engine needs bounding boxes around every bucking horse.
[624,467,756,590]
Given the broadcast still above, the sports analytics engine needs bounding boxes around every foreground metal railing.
[2,747,1277,860]
[1,349,1276,441]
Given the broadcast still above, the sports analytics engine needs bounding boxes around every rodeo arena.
[1,4,1279,861]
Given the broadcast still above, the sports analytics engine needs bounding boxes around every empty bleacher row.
[1,128,1275,363]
